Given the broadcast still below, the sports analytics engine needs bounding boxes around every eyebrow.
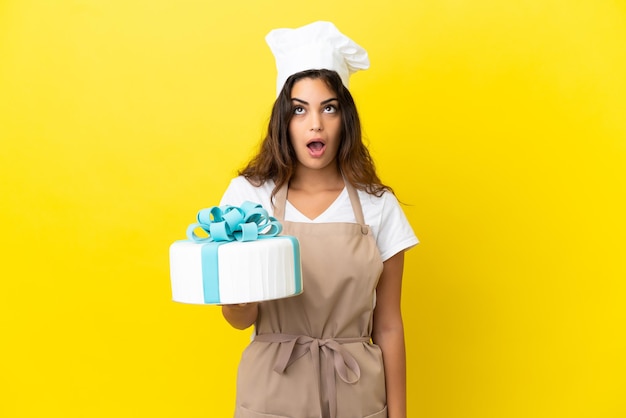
[291,97,339,105]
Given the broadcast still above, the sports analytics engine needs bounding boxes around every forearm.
[373,326,407,418]
[221,303,259,330]
[372,251,407,417]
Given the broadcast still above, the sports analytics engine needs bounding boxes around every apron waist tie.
[254,333,370,418]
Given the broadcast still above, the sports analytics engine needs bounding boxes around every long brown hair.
[239,69,392,201]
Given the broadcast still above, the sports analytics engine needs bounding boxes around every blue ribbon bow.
[186,201,282,243]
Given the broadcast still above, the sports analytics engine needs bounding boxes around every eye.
[293,106,305,115]
[323,104,338,113]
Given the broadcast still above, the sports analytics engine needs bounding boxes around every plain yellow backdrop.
[1,1,625,417]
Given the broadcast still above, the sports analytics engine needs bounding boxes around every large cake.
[169,201,302,305]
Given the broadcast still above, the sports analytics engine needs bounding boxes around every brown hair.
[239,69,392,201]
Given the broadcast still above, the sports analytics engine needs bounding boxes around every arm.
[222,303,259,330]
[372,251,407,418]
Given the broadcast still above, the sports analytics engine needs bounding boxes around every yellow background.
[1,0,625,417]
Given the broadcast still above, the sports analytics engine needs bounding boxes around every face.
[288,77,342,173]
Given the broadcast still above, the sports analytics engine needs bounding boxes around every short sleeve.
[366,191,419,262]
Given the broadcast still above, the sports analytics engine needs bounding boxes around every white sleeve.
[374,192,419,262]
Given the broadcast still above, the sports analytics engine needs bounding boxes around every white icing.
[169,241,205,304]
[169,238,301,305]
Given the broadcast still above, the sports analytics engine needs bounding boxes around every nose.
[310,113,323,132]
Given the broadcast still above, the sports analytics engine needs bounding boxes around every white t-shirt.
[220,176,419,262]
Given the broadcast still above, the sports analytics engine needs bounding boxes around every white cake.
[169,236,302,305]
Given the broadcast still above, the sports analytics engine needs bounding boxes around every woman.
[220,22,418,418]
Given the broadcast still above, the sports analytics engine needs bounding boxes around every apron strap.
[272,178,367,227]
[344,181,366,226]
[254,333,370,418]
[273,181,288,221]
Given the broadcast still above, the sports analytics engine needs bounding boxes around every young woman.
[219,23,418,418]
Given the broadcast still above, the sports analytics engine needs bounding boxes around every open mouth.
[307,141,325,151]
[306,140,326,157]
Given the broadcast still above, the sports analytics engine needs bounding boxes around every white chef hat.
[265,21,370,97]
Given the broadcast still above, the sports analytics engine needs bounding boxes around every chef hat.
[265,21,370,97]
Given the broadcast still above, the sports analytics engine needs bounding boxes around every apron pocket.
[236,405,292,418]
[364,405,387,418]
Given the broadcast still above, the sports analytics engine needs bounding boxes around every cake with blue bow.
[169,201,302,305]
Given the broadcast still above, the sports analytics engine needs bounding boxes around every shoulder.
[357,188,401,219]
[220,176,276,214]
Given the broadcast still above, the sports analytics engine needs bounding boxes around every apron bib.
[234,182,386,418]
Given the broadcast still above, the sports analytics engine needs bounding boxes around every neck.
[289,165,344,192]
